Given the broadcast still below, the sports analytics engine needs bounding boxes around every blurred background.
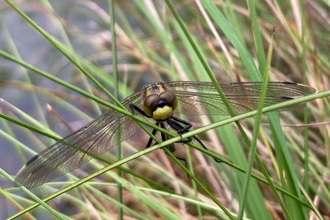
[0,0,329,219]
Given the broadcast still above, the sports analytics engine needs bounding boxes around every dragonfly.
[14,81,316,188]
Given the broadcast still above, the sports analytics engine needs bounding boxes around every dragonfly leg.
[129,104,150,117]
[193,135,221,163]
[168,119,221,163]
[145,122,160,148]
[167,119,192,143]
[159,123,189,169]
[170,116,192,133]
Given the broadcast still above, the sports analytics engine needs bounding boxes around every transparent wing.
[166,82,316,115]
[15,91,146,189]
[15,81,315,188]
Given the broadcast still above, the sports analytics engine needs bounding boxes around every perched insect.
[14,81,316,188]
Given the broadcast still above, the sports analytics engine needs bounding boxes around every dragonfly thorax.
[143,91,178,121]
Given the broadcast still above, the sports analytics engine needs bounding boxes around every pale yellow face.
[152,105,174,121]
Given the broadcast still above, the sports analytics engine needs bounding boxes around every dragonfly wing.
[14,94,145,188]
[166,81,315,96]
[169,82,315,116]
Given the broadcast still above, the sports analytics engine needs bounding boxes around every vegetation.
[0,0,329,219]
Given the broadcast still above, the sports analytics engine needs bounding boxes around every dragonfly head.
[143,91,178,121]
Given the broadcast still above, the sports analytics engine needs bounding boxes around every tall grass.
[0,0,329,219]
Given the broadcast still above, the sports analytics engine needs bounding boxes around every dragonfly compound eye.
[159,91,178,110]
[143,94,160,117]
